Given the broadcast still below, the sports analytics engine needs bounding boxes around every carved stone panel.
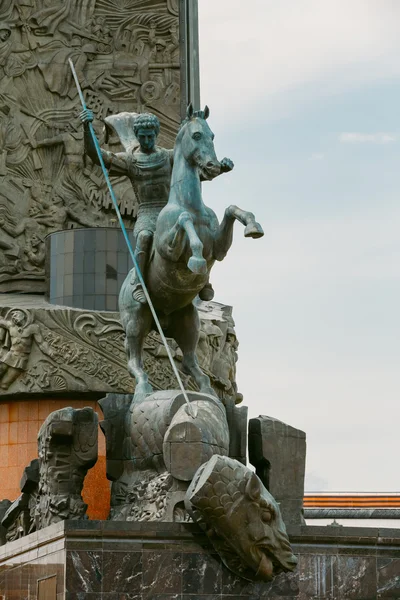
[0,500,11,546]
[36,406,98,528]
[0,295,241,403]
[0,408,98,538]
[1,459,39,543]
[248,416,307,526]
[0,0,197,293]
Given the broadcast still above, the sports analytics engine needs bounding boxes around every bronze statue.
[112,104,262,400]
[81,108,222,304]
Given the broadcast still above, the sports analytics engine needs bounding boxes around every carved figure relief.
[1,459,39,543]
[0,308,53,389]
[1,408,98,537]
[211,326,242,404]
[0,0,184,293]
[35,406,98,528]
[0,299,241,402]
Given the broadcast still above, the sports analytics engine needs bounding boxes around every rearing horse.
[119,104,264,399]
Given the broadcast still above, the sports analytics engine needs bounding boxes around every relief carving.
[0,299,241,403]
[0,307,53,389]
[1,459,39,543]
[35,406,98,528]
[1,408,98,537]
[0,0,185,293]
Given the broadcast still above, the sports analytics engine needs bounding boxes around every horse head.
[176,103,221,180]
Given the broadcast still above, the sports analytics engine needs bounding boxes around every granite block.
[142,550,182,598]
[211,597,259,600]
[102,595,140,600]
[337,555,377,600]
[3,522,400,599]
[181,552,222,595]
[221,566,279,597]
[265,569,300,597]
[182,596,221,600]
[65,594,106,600]
[248,416,306,526]
[66,550,103,593]
[102,551,142,594]
[147,596,181,600]
[298,554,337,599]
[221,567,299,598]
[377,557,400,598]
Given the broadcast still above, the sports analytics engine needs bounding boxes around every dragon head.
[185,455,297,581]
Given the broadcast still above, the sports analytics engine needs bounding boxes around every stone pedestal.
[1,521,400,599]
[249,416,306,526]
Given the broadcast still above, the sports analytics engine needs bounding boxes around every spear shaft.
[68,58,195,418]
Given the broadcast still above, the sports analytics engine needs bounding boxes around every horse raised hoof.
[244,222,264,239]
[188,256,207,274]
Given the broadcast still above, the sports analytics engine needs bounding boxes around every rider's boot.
[198,282,215,301]
[132,282,147,304]
[131,247,148,304]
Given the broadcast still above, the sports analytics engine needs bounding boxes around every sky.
[198,0,400,492]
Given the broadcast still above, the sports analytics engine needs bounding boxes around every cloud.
[209,210,400,491]
[339,133,398,144]
[198,1,400,493]
[199,1,400,122]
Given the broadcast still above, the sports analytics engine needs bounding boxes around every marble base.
[1,521,400,599]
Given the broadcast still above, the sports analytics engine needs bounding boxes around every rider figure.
[81,109,215,304]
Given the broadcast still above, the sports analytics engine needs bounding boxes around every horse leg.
[168,303,216,397]
[228,204,264,238]
[180,214,207,274]
[158,214,187,261]
[123,303,153,401]
[157,212,206,274]
[213,204,264,261]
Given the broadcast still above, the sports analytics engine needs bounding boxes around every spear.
[68,58,196,418]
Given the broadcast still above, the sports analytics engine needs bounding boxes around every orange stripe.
[303,500,400,502]
[303,500,400,503]
[303,495,400,508]
[304,500,400,503]
[304,496,400,500]
[304,504,400,508]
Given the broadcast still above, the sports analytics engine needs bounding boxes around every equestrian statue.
[81,104,264,400]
